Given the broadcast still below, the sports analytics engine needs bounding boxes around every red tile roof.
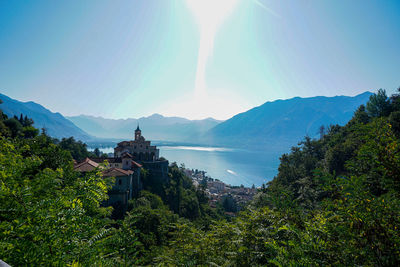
[121,152,133,158]
[74,158,100,172]
[131,160,142,168]
[90,157,122,164]
[102,168,133,177]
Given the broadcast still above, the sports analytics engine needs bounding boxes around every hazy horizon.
[2,90,373,121]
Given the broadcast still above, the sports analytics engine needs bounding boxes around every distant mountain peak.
[148,113,164,118]
[356,91,374,97]
[142,113,165,120]
[68,113,222,141]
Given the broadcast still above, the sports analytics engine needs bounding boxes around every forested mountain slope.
[0,93,92,140]
[157,89,400,265]
[206,92,372,150]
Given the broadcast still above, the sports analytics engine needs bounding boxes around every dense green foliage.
[1,89,400,265]
[155,88,400,266]
[0,130,114,265]
[0,103,220,265]
[57,136,101,161]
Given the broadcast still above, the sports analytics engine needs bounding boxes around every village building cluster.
[74,126,257,216]
[74,126,168,213]
[183,168,258,212]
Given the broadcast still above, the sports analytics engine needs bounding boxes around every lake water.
[93,146,283,187]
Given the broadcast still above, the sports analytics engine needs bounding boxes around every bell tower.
[134,124,141,141]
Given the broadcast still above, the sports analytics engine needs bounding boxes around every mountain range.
[204,92,373,150]
[0,91,373,150]
[0,93,92,140]
[67,114,221,142]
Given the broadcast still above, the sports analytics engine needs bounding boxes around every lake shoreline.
[89,145,281,187]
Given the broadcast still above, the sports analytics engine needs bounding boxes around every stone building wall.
[142,160,169,183]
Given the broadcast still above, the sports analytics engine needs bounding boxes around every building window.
[146,146,148,149]
[119,179,122,185]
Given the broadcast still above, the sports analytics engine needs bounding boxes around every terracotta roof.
[90,157,122,164]
[131,160,142,168]
[102,167,133,177]
[74,158,100,172]
[121,152,133,158]
[90,158,106,163]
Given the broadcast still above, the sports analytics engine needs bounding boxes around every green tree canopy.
[366,89,391,117]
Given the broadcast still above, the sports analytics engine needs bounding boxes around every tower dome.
[134,124,141,140]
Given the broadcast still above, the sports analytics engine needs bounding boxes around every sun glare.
[186,0,239,31]
[185,0,239,116]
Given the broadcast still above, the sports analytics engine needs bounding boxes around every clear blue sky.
[1,0,399,120]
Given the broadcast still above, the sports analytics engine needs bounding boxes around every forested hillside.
[1,89,400,266]
[0,93,92,141]
[156,89,400,266]
[0,99,222,265]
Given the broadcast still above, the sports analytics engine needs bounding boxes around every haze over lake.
[95,145,281,187]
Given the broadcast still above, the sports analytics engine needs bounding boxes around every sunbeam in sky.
[1,1,399,120]
[185,0,239,110]
[253,0,280,18]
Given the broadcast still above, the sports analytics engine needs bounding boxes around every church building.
[114,125,160,161]
[74,126,168,217]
